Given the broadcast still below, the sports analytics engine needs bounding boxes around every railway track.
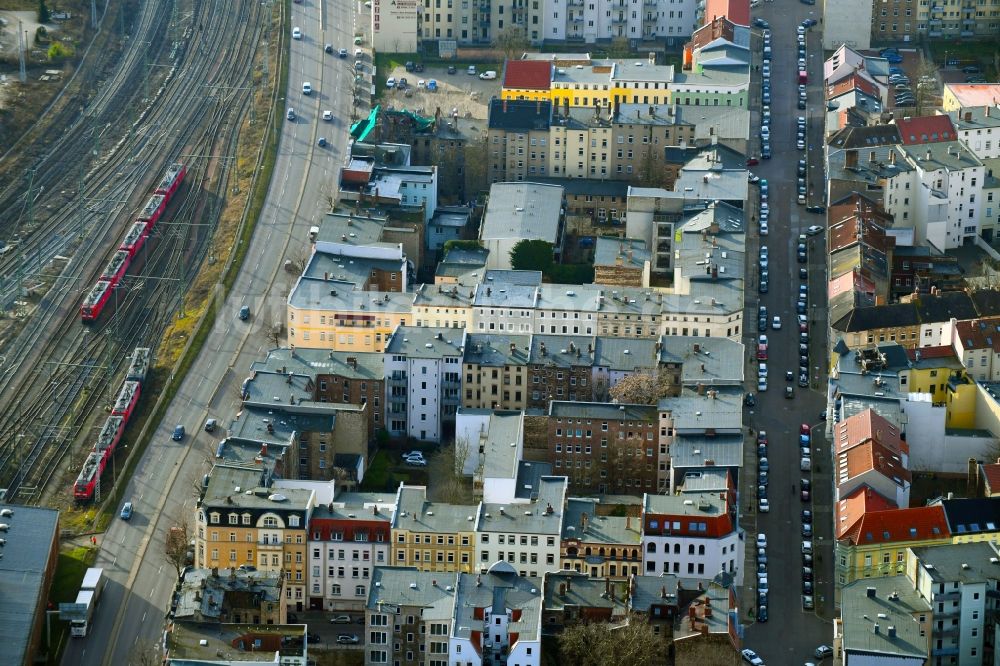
[0,0,270,503]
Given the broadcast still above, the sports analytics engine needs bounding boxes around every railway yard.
[0,0,274,513]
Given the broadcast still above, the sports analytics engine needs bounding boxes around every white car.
[758,363,768,378]
[761,125,770,139]
[760,245,768,259]
[322,110,333,121]
[756,533,767,548]
[758,334,768,346]
[292,27,302,39]
[417,79,426,87]
[302,82,312,95]
[772,316,782,330]
[759,499,770,512]
[386,77,396,88]
[815,645,834,659]
[758,378,768,392]
[797,139,806,150]
[760,222,769,235]
[742,649,764,666]
[806,224,824,235]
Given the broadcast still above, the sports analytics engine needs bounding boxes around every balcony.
[612,16,627,25]
[643,15,656,24]
[928,18,942,26]
[567,0,583,6]
[961,30,975,37]
[930,4,943,12]
[928,30,942,37]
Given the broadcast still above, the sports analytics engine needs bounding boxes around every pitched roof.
[836,486,898,539]
[982,463,1000,495]
[826,124,901,149]
[954,317,1000,352]
[894,115,957,145]
[827,73,881,101]
[839,441,911,489]
[906,345,959,361]
[971,289,1000,317]
[914,291,978,324]
[833,409,907,456]
[939,497,1000,536]
[487,99,552,131]
[503,60,552,90]
[841,505,950,546]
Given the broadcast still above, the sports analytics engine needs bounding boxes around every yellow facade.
[288,305,413,353]
[500,87,550,102]
[391,528,477,573]
[836,535,950,586]
[904,366,952,403]
[945,375,978,429]
[413,303,473,329]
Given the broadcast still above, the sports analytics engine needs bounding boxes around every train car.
[125,348,151,383]
[119,221,149,259]
[155,162,187,200]
[73,451,106,500]
[93,416,124,459]
[81,280,113,322]
[100,250,132,287]
[111,381,140,420]
[137,194,166,233]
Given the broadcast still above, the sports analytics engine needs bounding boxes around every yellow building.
[560,499,642,580]
[390,485,478,573]
[502,58,675,110]
[902,346,967,405]
[942,83,1000,113]
[287,276,414,352]
[945,373,978,429]
[835,505,951,586]
[462,333,530,410]
[195,465,314,612]
[413,282,474,329]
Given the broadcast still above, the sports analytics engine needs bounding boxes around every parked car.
[337,634,360,644]
[120,501,134,520]
[330,615,353,624]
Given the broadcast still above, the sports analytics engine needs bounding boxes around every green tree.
[47,40,70,61]
[509,239,553,273]
[442,239,483,254]
[38,0,50,23]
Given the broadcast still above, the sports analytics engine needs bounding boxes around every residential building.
[532,177,630,225]
[307,493,394,612]
[938,497,1000,545]
[943,85,1000,114]
[471,269,541,335]
[560,498,643,579]
[476,475,567,578]
[972,460,1000,497]
[916,0,1000,39]
[433,246,488,285]
[412,282,475,331]
[339,164,439,223]
[546,401,660,494]
[833,409,911,508]
[658,387,744,492]
[947,106,1000,161]
[951,317,1000,382]
[909,541,1000,666]
[641,490,741,583]
[384,326,465,442]
[286,278,414,352]
[823,0,874,49]
[173,568,285,624]
[870,0,920,44]
[454,408,533,502]
[195,465,313,611]
[364,567,455,666]
[426,206,472,251]
[541,571,630,629]
[501,60,552,102]
[390,485,478,573]
[0,505,59,666]
[671,581,742,665]
[486,99,553,184]
[479,182,565,270]
[835,577,930,666]
[825,125,905,210]
[462,333,531,410]
[593,237,651,287]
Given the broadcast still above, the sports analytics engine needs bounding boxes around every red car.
[747,157,759,166]
[757,431,768,446]
[800,423,811,436]
[757,344,768,360]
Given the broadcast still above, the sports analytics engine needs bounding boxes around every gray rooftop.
[0,504,58,666]
[549,401,658,422]
[309,492,396,521]
[551,64,614,86]
[658,337,745,386]
[203,464,312,512]
[473,281,539,309]
[288,276,415,313]
[464,334,532,367]
[250,347,384,381]
[303,251,404,288]
[435,246,489,280]
[316,211,386,247]
[839,576,929,660]
[910,541,1000,584]
[593,336,659,372]
[613,61,674,84]
[644,491,729,516]
[562,498,642,545]
[684,106,752,142]
[413,282,477,308]
[174,569,283,622]
[677,468,732,493]
[385,326,466,357]
[529,334,597,368]
[479,476,567,535]
[479,411,525,481]
[664,281,745,316]
[669,434,744,468]
[515,460,553,500]
[658,387,744,431]
[674,170,749,203]
[242,370,313,407]
[481,183,564,242]
[367,567,457,617]
[900,139,983,172]
[615,103,692,127]
[672,65,750,88]
[229,404,335,448]
[392,485,480,533]
[594,237,650,270]
[543,572,629,614]
[949,107,1000,131]
[454,563,542,644]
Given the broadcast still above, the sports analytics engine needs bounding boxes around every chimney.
[605,577,611,597]
[626,516,631,530]
[866,586,876,598]
[566,577,572,592]
[212,567,219,578]
[966,111,973,122]
[926,149,932,161]
[660,585,667,599]
[503,99,508,113]
[889,151,896,165]
[581,512,589,531]
[888,626,897,638]
[559,583,566,596]
[347,356,358,369]
[873,623,880,635]
[688,606,696,619]
[697,383,705,395]
[261,443,268,457]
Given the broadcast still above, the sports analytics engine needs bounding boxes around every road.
[740,0,834,664]
[60,0,360,663]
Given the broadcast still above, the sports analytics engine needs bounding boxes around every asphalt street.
[740,0,835,664]
[59,0,360,663]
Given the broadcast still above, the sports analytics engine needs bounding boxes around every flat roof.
[481,182,564,243]
[549,401,658,421]
[480,411,525,481]
[479,477,566,535]
[288,277,415,313]
[562,498,641,545]
[911,541,1000,584]
[385,326,465,358]
[392,486,479,534]
[250,347,384,381]
[839,576,929,660]
[594,237,650,269]
[0,504,58,666]
[203,464,311,511]
[658,387,744,431]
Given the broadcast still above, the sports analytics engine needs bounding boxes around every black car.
[963,65,981,74]
[757,484,767,499]
[800,332,810,345]
[802,567,813,582]
[803,581,814,594]
[799,372,809,387]
[759,281,769,294]
[758,605,768,622]
[801,488,811,501]
[759,316,768,332]
[745,392,756,407]
[307,633,322,644]
[798,250,807,263]
[799,267,808,279]
[798,99,807,109]
[447,65,457,74]
[806,205,826,214]
[802,509,813,523]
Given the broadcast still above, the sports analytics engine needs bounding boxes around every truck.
[61,567,106,637]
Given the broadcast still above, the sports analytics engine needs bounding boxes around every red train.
[81,281,113,322]
[81,162,185,322]
[74,348,152,501]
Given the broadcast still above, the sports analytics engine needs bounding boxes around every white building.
[307,493,395,612]
[480,182,565,270]
[475,476,567,579]
[822,3,873,51]
[948,107,1000,161]
[640,491,742,584]
[471,270,541,334]
[371,0,418,52]
[384,326,466,442]
[454,408,529,504]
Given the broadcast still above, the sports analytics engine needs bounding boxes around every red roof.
[906,345,957,360]
[836,486,897,539]
[503,61,552,91]
[826,74,880,101]
[982,463,1000,495]
[955,317,1000,352]
[833,409,908,456]
[895,115,957,145]
[841,505,950,546]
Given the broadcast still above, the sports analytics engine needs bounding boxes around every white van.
[478,70,497,80]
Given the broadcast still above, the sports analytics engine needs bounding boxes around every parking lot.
[377,61,500,120]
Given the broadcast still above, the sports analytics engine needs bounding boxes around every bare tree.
[605,37,632,60]
[165,520,192,578]
[493,25,529,62]
[267,323,283,348]
[463,134,489,201]
[426,440,474,504]
[609,369,675,405]
[128,644,163,666]
[557,617,665,666]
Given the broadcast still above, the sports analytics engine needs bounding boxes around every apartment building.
[307,493,394,613]
[833,409,911,508]
[951,317,1000,382]
[871,0,920,44]
[433,246,488,285]
[475,475,567,578]
[546,401,660,494]
[561,497,643,579]
[412,282,475,330]
[593,237,651,287]
[527,334,599,408]
[384,326,465,442]
[918,0,1000,39]
[462,333,531,410]
[486,99,554,184]
[303,248,407,294]
[173,568,286,625]
[195,465,313,611]
[836,578,931,666]
[909,541,1000,666]
[364,567,457,666]
[658,386,744,493]
[640,490,742,584]
[391,485,479,573]
[480,182,565,270]
[471,270,541,334]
